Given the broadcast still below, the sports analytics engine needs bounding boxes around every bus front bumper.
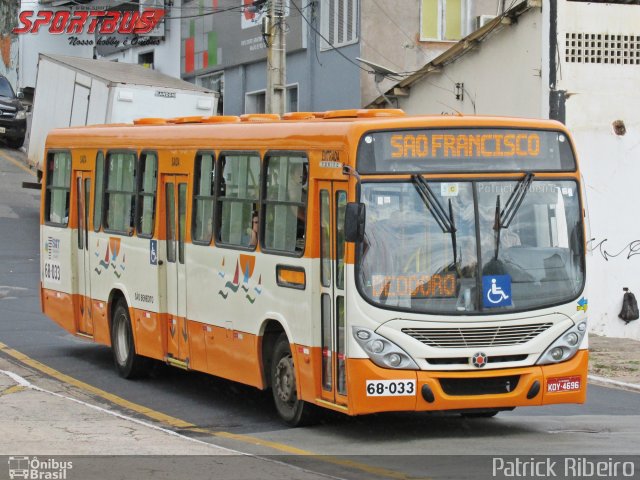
[346,350,588,415]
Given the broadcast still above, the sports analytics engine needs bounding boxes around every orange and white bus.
[40,110,588,425]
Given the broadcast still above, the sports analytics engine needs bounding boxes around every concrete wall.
[360,0,501,107]
[558,1,640,339]
[214,0,361,115]
[398,7,543,117]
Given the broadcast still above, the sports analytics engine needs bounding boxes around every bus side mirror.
[345,202,365,243]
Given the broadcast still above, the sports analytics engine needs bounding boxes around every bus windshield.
[357,179,585,314]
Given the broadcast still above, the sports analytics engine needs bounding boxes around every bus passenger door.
[163,175,189,364]
[318,181,348,405]
[75,171,93,336]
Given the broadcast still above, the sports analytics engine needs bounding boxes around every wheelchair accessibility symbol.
[482,275,512,308]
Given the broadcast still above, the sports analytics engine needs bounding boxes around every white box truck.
[28,54,218,174]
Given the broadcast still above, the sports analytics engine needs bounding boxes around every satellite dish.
[356,57,398,76]
[356,57,399,108]
[356,57,399,81]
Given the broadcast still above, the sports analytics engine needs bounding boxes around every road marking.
[0,384,26,397]
[0,341,193,428]
[0,149,36,176]
[0,341,422,480]
[0,369,243,453]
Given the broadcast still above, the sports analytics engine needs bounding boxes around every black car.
[0,75,27,149]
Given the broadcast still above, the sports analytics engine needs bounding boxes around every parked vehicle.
[28,54,218,174]
[0,75,27,149]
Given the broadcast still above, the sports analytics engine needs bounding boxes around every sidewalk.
[0,356,231,456]
[588,333,640,388]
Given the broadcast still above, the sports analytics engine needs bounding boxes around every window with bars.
[320,0,358,50]
[565,32,640,65]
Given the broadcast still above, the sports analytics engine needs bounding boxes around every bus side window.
[93,151,104,232]
[215,152,260,248]
[104,151,137,235]
[262,152,308,255]
[136,151,158,238]
[192,152,215,245]
[45,151,71,226]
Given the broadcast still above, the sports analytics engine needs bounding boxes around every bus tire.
[270,333,317,427]
[111,300,149,379]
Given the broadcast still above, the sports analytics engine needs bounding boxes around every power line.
[290,1,373,76]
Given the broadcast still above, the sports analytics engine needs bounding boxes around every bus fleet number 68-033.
[366,379,416,396]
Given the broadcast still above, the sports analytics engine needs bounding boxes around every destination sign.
[372,272,457,299]
[357,128,576,174]
[390,132,541,159]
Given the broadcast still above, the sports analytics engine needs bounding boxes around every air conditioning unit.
[476,15,497,29]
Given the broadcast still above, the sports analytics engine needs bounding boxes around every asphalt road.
[0,147,638,480]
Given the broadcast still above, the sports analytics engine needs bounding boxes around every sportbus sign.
[12,4,166,48]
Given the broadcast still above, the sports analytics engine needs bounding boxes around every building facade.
[371,0,640,340]
[1,2,20,88]
[16,0,181,93]
[180,0,502,114]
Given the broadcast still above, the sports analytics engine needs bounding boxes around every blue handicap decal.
[482,275,512,308]
[150,240,158,265]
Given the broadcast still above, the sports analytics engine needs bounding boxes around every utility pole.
[265,0,286,114]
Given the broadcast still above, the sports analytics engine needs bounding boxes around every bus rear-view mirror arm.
[345,202,366,243]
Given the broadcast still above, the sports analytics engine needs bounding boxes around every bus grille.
[439,375,520,396]
[402,323,553,348]
[0,107,16,119]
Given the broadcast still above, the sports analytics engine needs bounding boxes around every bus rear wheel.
[111,300,150,378]
[270,334,317,427]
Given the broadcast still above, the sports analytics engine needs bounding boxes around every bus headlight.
[352,327,419,370]
[537,322,587,365]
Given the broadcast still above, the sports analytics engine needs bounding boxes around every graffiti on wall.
[588,238,640,261]
[0,2,18,69]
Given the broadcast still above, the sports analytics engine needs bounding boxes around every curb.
[588,374,640,393]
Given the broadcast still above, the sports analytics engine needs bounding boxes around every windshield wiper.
[493,172,534,259]
[412,174,458,266]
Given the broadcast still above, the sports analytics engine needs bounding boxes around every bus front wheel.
[111,300,149,378]
[270,334,317,427]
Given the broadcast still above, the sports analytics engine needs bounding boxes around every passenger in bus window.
[287,161,307,250]
[247,211,259,247]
